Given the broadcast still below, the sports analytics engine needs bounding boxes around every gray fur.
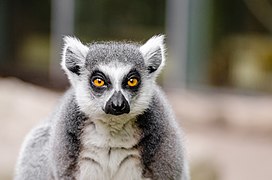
[15,35,189,180]
[137,87,189,180]
[15,89,87,180]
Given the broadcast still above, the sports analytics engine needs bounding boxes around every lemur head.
[62,35,165,120]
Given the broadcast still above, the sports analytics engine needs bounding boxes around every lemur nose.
[104,91,130,115]
[111,99,125,111]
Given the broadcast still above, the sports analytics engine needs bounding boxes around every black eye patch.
[90,70,111,92]
[122,69,141,92]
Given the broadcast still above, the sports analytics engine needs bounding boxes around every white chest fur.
[77,119,148,180]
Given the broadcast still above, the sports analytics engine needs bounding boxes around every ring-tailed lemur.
[15,35,189,180]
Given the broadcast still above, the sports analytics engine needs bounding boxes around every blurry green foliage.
[75,0,165,41]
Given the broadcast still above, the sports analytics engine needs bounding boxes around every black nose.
[104,91,130,115]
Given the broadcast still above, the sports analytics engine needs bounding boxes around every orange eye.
[128,78,138,87]
[93,78,105,87]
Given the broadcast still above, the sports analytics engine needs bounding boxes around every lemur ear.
[139,35,166,76]
[61,36,89,76]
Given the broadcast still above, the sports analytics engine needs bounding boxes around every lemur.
[15,35,189,180]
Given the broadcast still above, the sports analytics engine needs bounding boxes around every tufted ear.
[61,36,89,76]
[139,35,166,77]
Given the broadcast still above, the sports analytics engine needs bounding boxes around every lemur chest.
[77,121,148,180]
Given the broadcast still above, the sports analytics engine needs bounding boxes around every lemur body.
[15,36,189,180]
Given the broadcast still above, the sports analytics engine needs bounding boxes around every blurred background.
[1,0,272,179]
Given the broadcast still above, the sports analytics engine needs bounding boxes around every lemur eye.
[127,78,138,87]
[93,78,105,87]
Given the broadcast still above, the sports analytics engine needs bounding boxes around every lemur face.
[62,36,165,119]
[88,63,142,116]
